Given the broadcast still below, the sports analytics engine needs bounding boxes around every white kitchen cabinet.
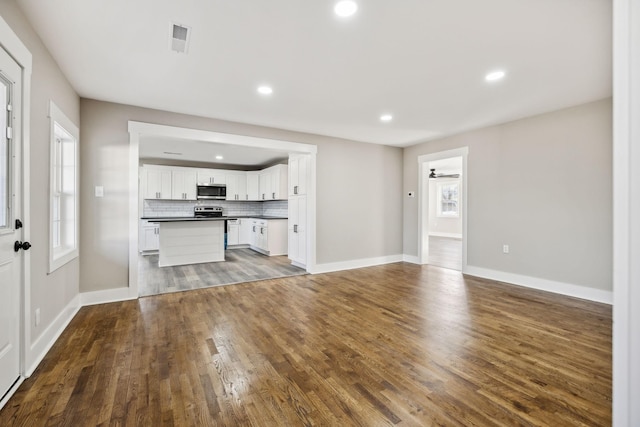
[259,164,288,200]
[139,220,160,252]
[289,154,309,196]
[226,172,247,201]
[288,195,307,266]
[227,220,240,246]
[247,172,260,201]
[239,219,252,244]
[171,169,197,200]
[196,169,226,185]
[249,218,287,256]
[142,167,172,200]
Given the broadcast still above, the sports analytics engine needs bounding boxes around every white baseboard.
[311,254,404,274]
[464,265,613,304]
[402,254,421,264]
[429,232,462,239]
[80,286,137,306]
[26,294,81,377]
[0,376,24,411]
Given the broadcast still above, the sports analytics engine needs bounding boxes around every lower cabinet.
[288,195,306,266]
[227,220,240,246]
[139,220,160,252]
[249,218,287,256]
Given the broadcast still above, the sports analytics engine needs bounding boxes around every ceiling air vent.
[170,23,191,53]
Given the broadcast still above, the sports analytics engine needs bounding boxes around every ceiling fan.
[429,168,460,179]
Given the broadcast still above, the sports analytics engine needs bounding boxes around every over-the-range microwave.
[196,183,226,200]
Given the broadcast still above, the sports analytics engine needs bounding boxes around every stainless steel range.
[194,206,223,218]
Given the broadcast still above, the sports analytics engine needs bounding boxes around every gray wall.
[80,99,404,291]
[404,98,612,291]
[0,2,80,342]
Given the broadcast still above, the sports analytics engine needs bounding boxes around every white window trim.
[48,101,78,273]
[436,181,460,218]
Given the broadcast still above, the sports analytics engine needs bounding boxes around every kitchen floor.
[428,236,462,271]
[138,248,306,297]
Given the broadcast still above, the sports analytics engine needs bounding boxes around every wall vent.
[170,23,191,53]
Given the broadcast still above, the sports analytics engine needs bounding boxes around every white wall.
[404,99,612,292]
[0,1,80,345]
[80,99,404,292]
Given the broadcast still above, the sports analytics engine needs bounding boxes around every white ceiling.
[16,0,611,147]
[139,136,289,167]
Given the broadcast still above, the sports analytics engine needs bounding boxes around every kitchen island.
[151,218,226,267]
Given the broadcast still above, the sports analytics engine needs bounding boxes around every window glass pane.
[0,78,8,229]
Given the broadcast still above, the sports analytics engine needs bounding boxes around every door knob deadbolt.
[14,241,31,252]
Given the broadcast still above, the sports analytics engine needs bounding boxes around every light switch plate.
[95,186,104,197]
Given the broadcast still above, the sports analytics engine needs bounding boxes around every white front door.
[0,45,23,400]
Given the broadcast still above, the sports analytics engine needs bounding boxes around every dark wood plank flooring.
[0,263,611,426]
[429,236,462,271]
[139,248,306,297]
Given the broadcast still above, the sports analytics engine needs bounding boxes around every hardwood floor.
[0,263,611,426]
[428,236,462,271]
[139,248,307,297]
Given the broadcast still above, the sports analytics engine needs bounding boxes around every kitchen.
[137,138,310,297]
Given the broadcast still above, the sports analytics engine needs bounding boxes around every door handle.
[14,241,32,252]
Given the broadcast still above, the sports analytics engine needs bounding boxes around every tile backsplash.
[143,199,288,218]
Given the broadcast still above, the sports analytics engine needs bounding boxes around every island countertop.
[143,216,288,221]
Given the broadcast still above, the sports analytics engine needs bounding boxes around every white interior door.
[0,46,23,400]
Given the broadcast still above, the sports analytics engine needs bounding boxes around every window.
[49,102,78,272]
[437,182,459,217]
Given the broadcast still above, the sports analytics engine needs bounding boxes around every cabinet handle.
[293,224,298,233]
[252,226,256,232]
[294,185,298,195]
[262,194,265,200]
[272,192,275,199]
[261,228,264,235]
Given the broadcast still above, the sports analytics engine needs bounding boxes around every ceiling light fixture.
[485,70,506,82]
[334,1,358,17]
[215,155,223,160]
[380,114,393,122]
[257,85,273,95]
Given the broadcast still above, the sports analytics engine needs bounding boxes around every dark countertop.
[141,216,288,221]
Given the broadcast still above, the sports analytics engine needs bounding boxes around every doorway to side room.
[417,147,468,272]
[426,157,463,271]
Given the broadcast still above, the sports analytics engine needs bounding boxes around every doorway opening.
[417,147,468,272]
[128,122,317,298]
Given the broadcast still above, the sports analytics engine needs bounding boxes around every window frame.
[436,181,460,218]
[48,101,79,273]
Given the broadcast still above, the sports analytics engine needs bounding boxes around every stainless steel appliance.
[196,183,226,200]
[194,206,223,218]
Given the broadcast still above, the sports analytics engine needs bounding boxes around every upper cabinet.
[141,166,172,200]
[289,154,309,196]
[171,169,197,200]
[226,172,248,201]
[196,169,226,185]
[247,172,260,201]
[141,164,288,201]
[259,164,288,200]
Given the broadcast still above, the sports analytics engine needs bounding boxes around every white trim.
[417,147,469,269]
[402,254,421,264]
[0,14,33,398]
[25,295,80,377]
[0,376,24,411]
[128,121,318,297]
[80,286,137,307]
[613,0,640,424]
[428,232,462,239]
[465,266,613,305]
[310,254,403,275]
[48,101,79,273]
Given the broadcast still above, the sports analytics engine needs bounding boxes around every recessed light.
[380,114,393,122]
[334,1,358,17]
[257,85,273,95]
[485,70,506,82]
[215,155,223,160]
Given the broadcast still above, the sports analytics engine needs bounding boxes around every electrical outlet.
[35,308,41,326]
[503,244,510,254]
